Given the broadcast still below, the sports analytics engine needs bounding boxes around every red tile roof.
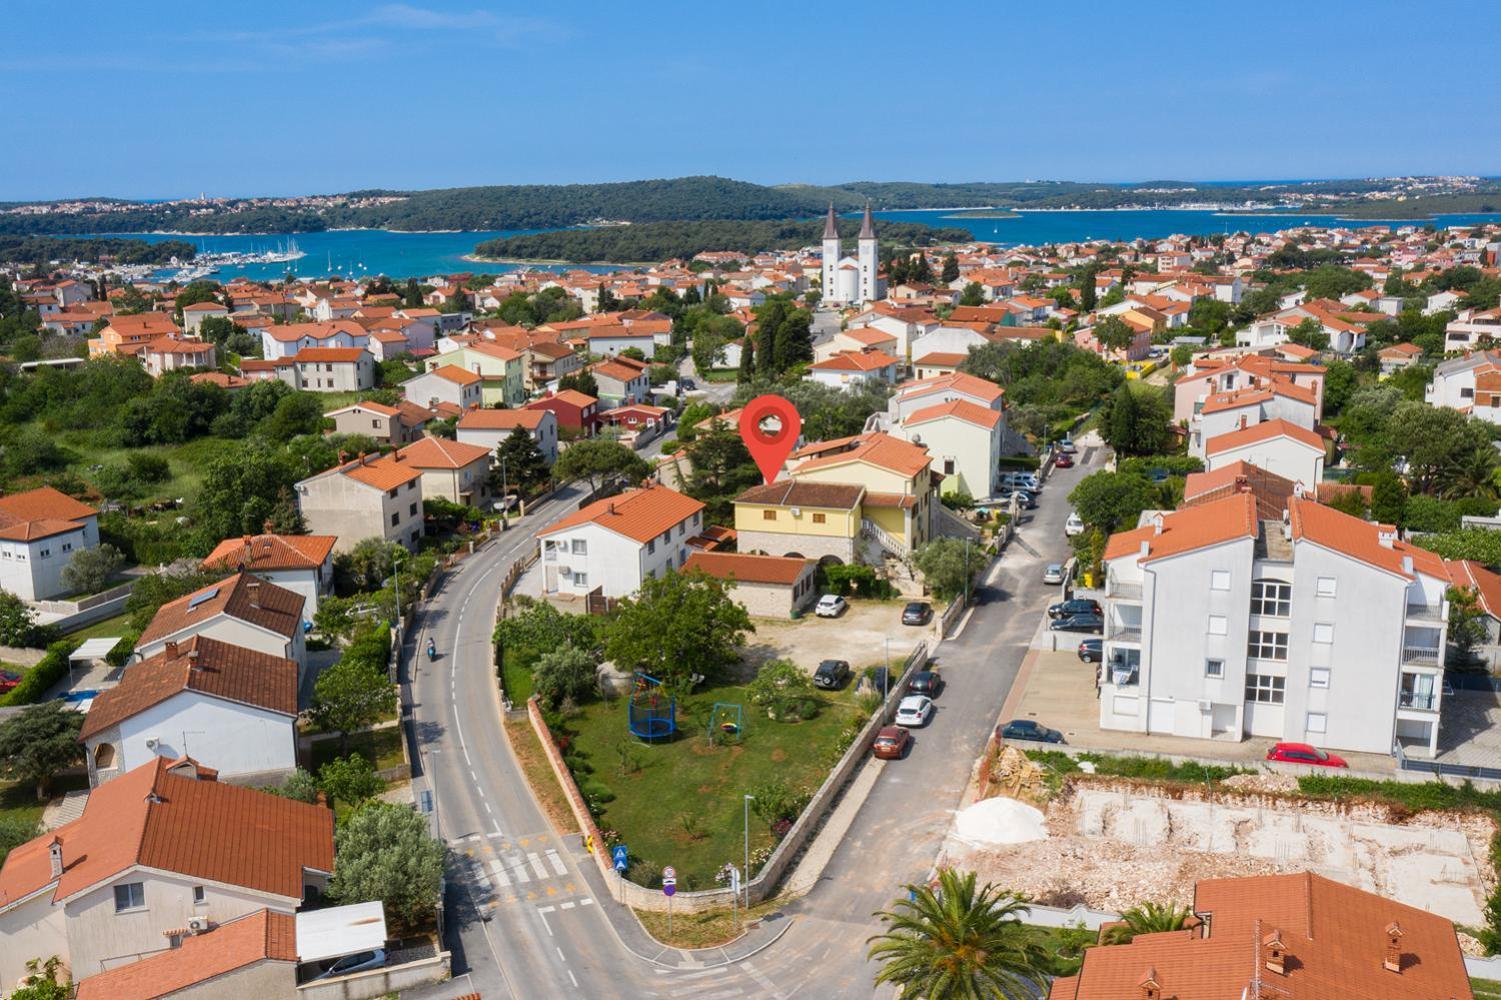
[458,408,548,431]
[894,371,1005,406]
[734,480,864,509]
[336,452,424,491]
[1289,496,1449,582]
[138,573,305,648]
[0,757,332,910]
[809,349,899,372]
[1449,559,1501,620]
[397,435,492,469]
[538,484,703,544]
[291,347,367,363]
[793,431,931,479]
[74,908,297,1000]
[683,552,813,586]
[202,534,336,574]
[1104,493,1258,563]
[1203,418,1326,457]
[425,364,482,386]
[903,398,1002,430]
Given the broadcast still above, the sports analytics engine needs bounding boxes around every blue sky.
[4,1,1498,199]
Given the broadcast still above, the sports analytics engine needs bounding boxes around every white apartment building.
[0,487,100,601]
[1203,419,1327,487]
[295,451,426,552]
[1099,493,1449,757]
[1426,351,1501,424]
[537,484,705,599]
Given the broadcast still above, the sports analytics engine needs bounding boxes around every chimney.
[608,502,616,515]
[1384,921,1404,973]
[1401,554,1413,575]
[1152,512,1165,535]
[1238,415,1248,430]
[1138,968,1161,1000]
[1376,524,1397,549]
[1263,927,1288,975]
[246,580,260,608]
[48,837,63,879]
[164,640,179,658]
[1234,475,1249,494]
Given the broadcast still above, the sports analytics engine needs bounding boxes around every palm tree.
[1100,900,1191,945]
[867,869,1047,999]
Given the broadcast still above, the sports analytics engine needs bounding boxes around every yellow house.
[733,432,938,566]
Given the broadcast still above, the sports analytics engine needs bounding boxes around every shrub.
[0,640,80,706]
[819,563,894,599]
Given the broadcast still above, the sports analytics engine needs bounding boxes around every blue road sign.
[663,883,676,897]
[613,846,629,872]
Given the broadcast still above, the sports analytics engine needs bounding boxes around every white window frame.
[1316,576,1337,597]
[1310,667,1331,689]
[1306,711,1327,734]
[1210,570,1230,591]
[1207,614,1228,636]
[1312,623,1334,644]
[1205,658,1225,678]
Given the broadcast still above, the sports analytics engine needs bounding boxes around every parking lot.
[740,597,927,679]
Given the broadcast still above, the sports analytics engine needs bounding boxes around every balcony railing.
[1399,691,1438,711]
[1402,646,1442,667]
[1405,603,1445,623]
[1107,625,1142,644]
[1106,578,1142,600]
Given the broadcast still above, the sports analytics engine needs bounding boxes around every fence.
[295,951,450,1000]
[527,640,931,914]
[32,579,134,615]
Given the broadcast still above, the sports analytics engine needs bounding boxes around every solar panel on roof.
[186,587,220,610]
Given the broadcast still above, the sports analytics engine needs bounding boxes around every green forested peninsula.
[0,236,196,265]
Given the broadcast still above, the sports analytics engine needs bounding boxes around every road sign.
[662,865,676,880]
[729,865,741,896]
[612,846,629,872]
[663,883,676,897]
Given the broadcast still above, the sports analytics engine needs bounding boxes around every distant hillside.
[473,218,971,264]
[0,235,195,265]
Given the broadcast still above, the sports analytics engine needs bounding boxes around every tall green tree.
[683,420,762,524]
[495,427,549,493]
[603,570,753,690]
[309,656,397,754]
[940,252,959,284]
[328,802,445,933]
[867,869,1046,999]
[1093,315,1135,353]
[552,439,650,492]
[737,335,756,384]
[0,702,85,799]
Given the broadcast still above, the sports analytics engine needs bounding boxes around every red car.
[0,671,19,695]
[872,725,912,760]
[1054,453,1074,468]
[1265,742,1347,768]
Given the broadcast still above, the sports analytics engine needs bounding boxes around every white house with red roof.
[457,406,559,463]
[888,398,1005,500]
[0,487,101,601]
[396,436,493,506]
[887,371,1006,422]
[295,452,426,552]
[1203,418,1326,486]
[1187,380,1318,459]
[200,534,336,618]
[401,363,483,411]
[806,348,899,390]
[1100,494,1450,755]
[258,320,368,361]
[0,757,332,987]
[537,484,705,598]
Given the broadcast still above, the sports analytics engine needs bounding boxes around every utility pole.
[501,454,509,531]
[743,794,754,911]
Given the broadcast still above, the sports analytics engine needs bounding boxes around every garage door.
[1147,698,1174,733]
[1244,701,1284,738]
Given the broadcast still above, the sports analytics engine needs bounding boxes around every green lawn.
[501,648,534,704]
[0,776,90,866]
[65,611,134,642]
[309,727,406,773]
[552,681,864,889]
[51,428,226,501]
[1474,977,1501,999]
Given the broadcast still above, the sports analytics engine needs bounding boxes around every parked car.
[1064,512,1085,537]
[0,670,19,694]
[1054,453,1074,469]
[679,376,697,391]
[872,725,912,760]
[907,670,943,698]
[315,950,388,981]
[997,489,1037,510]
[1001,473,1041,492]
[1050,613,1103,634]
[1048,598,1101,619]
[813,659,851,690]
[1058,439,1077,454]
[1042,563,1067,585]
[1146,467,1171,484]
[901,601,933,626]
[998,719,1064,744]
[1077,638,1103,663]
[894,695,935,727]
[1265,742,1348,768]
[814,594,847,618]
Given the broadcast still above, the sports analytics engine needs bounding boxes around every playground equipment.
[628,672,677,741]
[707,702,744,745]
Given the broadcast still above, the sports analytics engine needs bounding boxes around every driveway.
[743,600,925,676]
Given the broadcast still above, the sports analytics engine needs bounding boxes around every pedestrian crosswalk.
[452,831,592,908]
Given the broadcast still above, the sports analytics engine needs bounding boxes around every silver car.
[1043,563,1066,585]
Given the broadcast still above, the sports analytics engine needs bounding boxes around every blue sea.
[90,207,1501,283]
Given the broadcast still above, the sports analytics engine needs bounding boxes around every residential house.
[396,436,492,506]
[537,484,705,598]
[888,372,1006,422]
[1204,419,1327,486]
[0,487,101,601]
[425,343,526,407]
[806,349,900,390]
[1173,354,1326,425]
[525,389,601,436]
[681,552,817,618]
[1443,306,1501,350]
[181,300,229,334]
[814,325,899,362]
[1047,872,1472,1000]
[140,337,217,376]
[1378,342,1424,376]
[295,451,425,552]
[585,324,665,359]
[1187,381,1319,460]
[911,352,966,380]
[522,339,584,390]
[1098,494,1449,756]
[401,364,483,411]
[591,357,651,407]
[1426,350,1501,423]
[134,573,306,678]
[89,313,181,358]
[80,636,298,787]
[0,757,332,986]
[325,400,429,446]
[889,398,1005,500]
[200,534,336,619]
[457,407,559,464]
[259,320,368,361]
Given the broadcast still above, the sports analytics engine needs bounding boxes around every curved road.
[404,448,1092,998]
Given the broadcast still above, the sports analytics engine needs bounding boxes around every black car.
[680,377,697,390]
[907,670,943,698]
[1050,613,1103,634]
[901,602,933,626]
[1077,638,1102,663]
[1048,598,1102,620]
[814,659,851,690]
[998,719,1064,744]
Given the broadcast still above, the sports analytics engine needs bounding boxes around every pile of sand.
[953,796,1049,847]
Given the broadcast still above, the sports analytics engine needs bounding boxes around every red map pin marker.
[738,395,802,485]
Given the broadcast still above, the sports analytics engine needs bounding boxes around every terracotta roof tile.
[397,436,491,470]
[792,431,931,479]
[1289,496,1449,582]
[1203,418,1326,457]
[336,452,424,491]
[682,552,812,586]
[137,573,305,648]
[458,408,547,431]
[538,484,703,544]
[202,534,335,574]
[74,908,297,1000]
[894,371,1005,406]
[734,480,864,509]
[1104,493,1258,563]
[424,363,482,386]
[903,398,1002,430]
[0,486,97,528]
[809,349,899,372]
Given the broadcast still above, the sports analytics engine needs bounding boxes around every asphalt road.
[404,443,1097,998]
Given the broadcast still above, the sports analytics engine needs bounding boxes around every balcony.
[1399,690,1438,711]
[1402,645,1442,667]
[1106,578,1142,601]
[1405,602,1445,624]
[1107,624,1142,644]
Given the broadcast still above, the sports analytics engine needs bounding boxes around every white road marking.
[484,801,494,816]
[489,861,511,887]
[527,852,550,881]
[559,900,575,910]
[579,897,593,906]
[568,970,579,988]
[508,854,532,883]
[545,849,567,875]
[538,910,554,937]
[538,904,555,913]
[555,946,566,962]
[740,962,783,998]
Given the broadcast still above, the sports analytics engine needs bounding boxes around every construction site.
[941,749,1497,943]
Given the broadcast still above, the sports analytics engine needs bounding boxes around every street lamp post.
[743,794,754,911]
[501,454,509,531]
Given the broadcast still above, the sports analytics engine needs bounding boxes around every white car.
[814,594,847,618]
[1057,439,1077,454]
[1065,512,1085,537]
[894,695,934,727]
[1043,563,1067,585]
